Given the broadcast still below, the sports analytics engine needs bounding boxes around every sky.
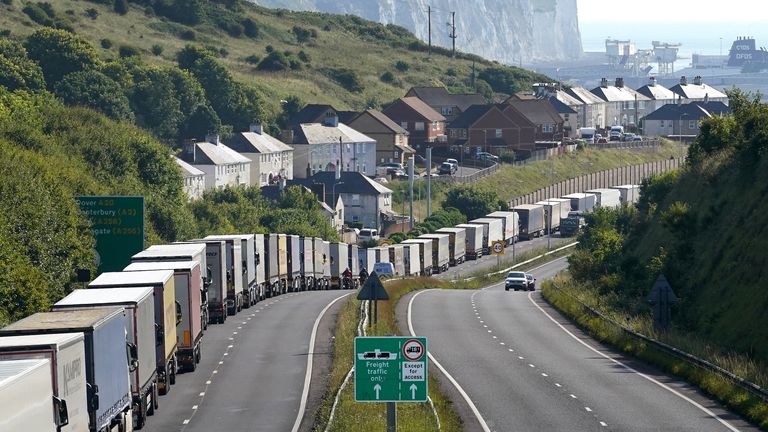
[578,0,767,23]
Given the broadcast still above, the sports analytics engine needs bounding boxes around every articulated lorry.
[203,235,245,314]
[0,359,67,432]
[611,184,640,204]
[586,188,622,208]
[0,334,89,431]
[402,243,421,276]
[358,248,376,274]
[286,235,303,292]
[298,237,318,290]
[329,242,350,289]
[418,233,450,273]
[436,227,467,266]
[486,211,520,245]
[401,239,433,276]
[53,288,156,429]
[469,218,504,254]
[455,224,484,260]
[512,204,545,240]
[562,193,597,212]
[89,270,178,396]
[535,198,571,233]
[388,244,405,276]
[1,308,133,432]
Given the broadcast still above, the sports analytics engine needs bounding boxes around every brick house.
[382,97,446,151]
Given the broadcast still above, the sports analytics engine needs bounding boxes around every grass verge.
[541,275,768,429]
[313,278,461,432]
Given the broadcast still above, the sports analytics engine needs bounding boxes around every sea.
[580,21,768,70]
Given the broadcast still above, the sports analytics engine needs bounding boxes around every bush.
[327,68,364,93]
[118,45,140,58]
[257,51,291,71]
[244,54,260,65]
[499,151,515,163]
[292,26,313,44]
[180,30,196,41]
[380,70,395,83]
[100,38,113,49]
[297,50,310,63]
[223,21,244,38]
[114,0,128,15]
[85,8,99,19]
[265,45,274,53]
[0,30,10,37]
[395,60,409,72]
[151,44,163,56]
[1,0,13,5]
[242,18,259,38]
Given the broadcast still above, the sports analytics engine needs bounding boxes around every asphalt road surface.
[143,290,350,432]
[407,257,760,432]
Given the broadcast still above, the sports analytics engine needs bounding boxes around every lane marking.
[600,421,608,427]
[183,419,190,425]
[527,291,741,432]
[409,289,491,432]
[192,405,198,410]
[570,394,577,399]
[290,292,352,432]
[542,373,548,377]
[585,407,592,412]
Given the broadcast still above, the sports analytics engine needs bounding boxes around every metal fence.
[433,162,500,184]
[509,157,682,207]
[548,283,768,403]
[593,139,662,150]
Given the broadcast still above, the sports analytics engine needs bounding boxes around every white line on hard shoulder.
[527,291,741,432]
[290,292,351,432]
[409,289,491,432]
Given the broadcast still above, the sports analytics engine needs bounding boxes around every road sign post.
[647,274,678,331]
[354,336,428,402]
[357,272,389,328]
[491,240,505,269]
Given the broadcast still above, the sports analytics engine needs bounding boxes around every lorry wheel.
[170,366,176,385]
[188,356,196,372]
[146,387,155,416]
[135,399,147,429]
[196,344,202,364]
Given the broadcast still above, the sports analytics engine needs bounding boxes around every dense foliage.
[387,208,467,243]
[442,185,508,220]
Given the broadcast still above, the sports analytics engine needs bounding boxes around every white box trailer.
[435,227,467,266]
[133,243,209,328]
[204,235,246,314]
[277,234,289,294]
[348,244,360,287]
[469,218,504,253]
[322,241,332,284]
[0,334,88,432]
[263,235,280,297]
[401,239,433,276]
[611,184,640,204]
[535,198,571,233]
[455,224,484,259]
[1,308,133,432]
[286,235,302,292]
[486,211,520,245]
[586,188,622,208]
[562,193,597,212]
[388,244,405,276]
[298,237,317,290]
[0,359,59,431]
[329,242,350,288]
[418,234,450,273]
[122,261,203,374]
[402,243,421,276]
[358,248,376,273]
[372,246,390,264]
[252,234,267,300]
[314,237,330,290]
[53,288,156,428]
[512,204,545,240]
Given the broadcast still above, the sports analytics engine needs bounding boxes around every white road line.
[192,405,198,410]
[555,383,562,387]
[183,419,190,425]
[527,291,742,432]
[585,407,592,412]
[570,394,577,399]
[600,421,608,427]
[290,292,351,432]
[542,373,548,377]
[528,364,535,368]
[409,289,491,432]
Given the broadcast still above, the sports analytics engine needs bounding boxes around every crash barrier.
[450,242,579,283]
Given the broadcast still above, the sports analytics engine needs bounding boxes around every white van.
[373,262,395,277]
[359,228,380,243]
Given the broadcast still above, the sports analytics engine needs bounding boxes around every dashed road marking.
[585,407,592,412]
[199,392,205,396]
[541,373,548,377]
[528,364,535,368]
[183,419,190,425]
[192,405,198,410]
[600,422,608,427]
[570,394,577,399]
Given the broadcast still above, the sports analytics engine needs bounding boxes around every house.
[174,156,206,200]
[224,124,294,187]
[565,86,607,129]
[547,97,578,139]
[178,134,251,190]
[285,104,358,129]
[635,77,677,112]
[286,114,377,179]
[532,83,584,138]
[348,109,414,165]
[404,86,485,122]
[382,97,447,150]
[668,75,729,104]
[261,183,344,232]
[503,99,565,143]
[641,101,732,137]
[289,171,393,231]
[591,77,652,129]
[446,104,526,154]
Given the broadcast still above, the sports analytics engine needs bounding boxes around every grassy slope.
[0,1,546,120]
[629,151,768,361]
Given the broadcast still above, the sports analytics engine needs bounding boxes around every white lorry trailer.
[402,243,421,276]
[586,188,622,208]
[469,218,504,254]
[418,233,450,273]
[387,244,405,276]
[611,184,641,204]
[455,224,484,259]
[401,239,434,276]
[203,235,245,314]
[562,192,597,212]
[0,359,61,431]
[535,198,571,233]
[436,227,467,266]
[486,211,520,245]
[512,204,546,240]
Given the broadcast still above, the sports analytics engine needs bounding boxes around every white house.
[635,77,677,112]
[179,134,251,190]
[174,156,206,200]
[641,101,731,137]
[225,124,294,187]
[668,75,729,105]
[288,115,377,179]
[591,77,652,129]
[565,86,607,129]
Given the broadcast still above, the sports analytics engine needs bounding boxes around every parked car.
[622,133,636,142]
[438,162,457,175]
[376,163,405,178]
[505,271,528,291]
[445,158,459,168]
[476,152,500,162]
[596,137,608,144]
[632,135,643,141]
[359,228,380,243]
[525,273,536,291]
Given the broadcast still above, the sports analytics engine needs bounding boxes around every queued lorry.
[469,218,504,254]
[0,334,89,431]
[53,288,157,429]
[359,248,376,274]
[298,237,317,290]
[401,239,433,276]
[486,211,519,245]
[456,223,484,260]
[203,235,245,314]
[329,242,350,288]
[286,235,302,292]
[512,204,545,240]
[264,234,282,297]
[402,243,421,276]
[131,243,209,329]
[172,239,227,324]
[586,188,622,208]
[611,184,640,204]
[88,270,179,396]
[435,227,467,266]
[1,308,133,432]
[562,192,597,212]
[252,234,267,300]
[348,244,360,287]
[0,359,69,432]
[535,198,571,234]
[418,234,450,274]
[122,261,203,373]
[388,244,405,276]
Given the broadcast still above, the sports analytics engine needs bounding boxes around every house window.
[401,122,408,129]
[689,120,696,129]
[660,120,665,127]
[352,215,359,222]
[394,151,399,158]
[495,129,502,138]
[351,194,360,204]
[638,101,646,110]
[441,107,452,115]
[415,122,425,131]
[433,121,439,130]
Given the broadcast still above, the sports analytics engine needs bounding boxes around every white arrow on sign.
[410,384,417,399]
[374,383,382,400]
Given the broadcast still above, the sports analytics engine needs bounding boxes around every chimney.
[615,77,624,88]
[280,129,295,144]
[182,139,196,162]
[680,76,688,86]
[649,76,657,86]
[693,75,703,86]
[205,133,220,145]
[249,123,263,134]
[323,114,339,127]
[600,77,609,88]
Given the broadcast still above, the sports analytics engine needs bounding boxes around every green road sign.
[76,196,144,274]
[354,336,427,402]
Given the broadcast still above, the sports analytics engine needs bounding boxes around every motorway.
[143,290,350,432]
[406,257,760,432]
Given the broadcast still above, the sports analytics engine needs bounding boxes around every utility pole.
[426,147,432,217]
[427,5,432,57]
[338,136,343,179]
[408,157,414,229]
[449,11,457,58]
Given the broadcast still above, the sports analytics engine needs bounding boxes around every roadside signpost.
[357,271,389,327]
[491,240,505,268]
[76,195,144,274]
[354,336,428,402]
[647,274,678,331]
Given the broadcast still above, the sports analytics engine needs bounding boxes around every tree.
[55,70,134,121]
[114,0,128,15]
[257,51,291,71]
[0,40,45,92]
[25,28,101,87]
[180,104,220,140]
[442,185,505,220]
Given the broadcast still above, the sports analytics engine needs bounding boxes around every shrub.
[297,50,310,63]
[180,30,196,41]
[114,0,128,15]
[0,30,10,37]
[118,45,140,58]
[395,60,409,72]
[380,70,395,83]
[242,18,259,38]
[257,51,290,71]
[499,151,515,163]
[292,26,313,44]
[265,45,274,53]
[244,54,260,65]
[100,38,113,49]
[85,8,99,19]
[1,0,13,5]
[151,44,163,56]
[327,68,364,93]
